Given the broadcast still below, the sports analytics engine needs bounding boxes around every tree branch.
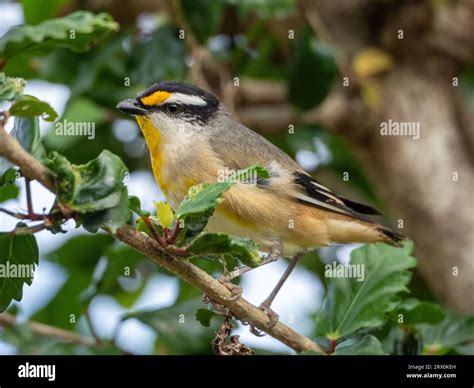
[0,312,95,346]
[0,125,322,354]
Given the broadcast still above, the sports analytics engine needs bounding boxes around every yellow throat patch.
[135,116,167,192]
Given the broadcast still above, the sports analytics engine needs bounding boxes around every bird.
[117,81,404,327]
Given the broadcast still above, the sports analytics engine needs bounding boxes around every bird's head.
[117,81,221,138]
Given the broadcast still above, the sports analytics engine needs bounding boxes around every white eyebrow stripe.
[166,93,207,106]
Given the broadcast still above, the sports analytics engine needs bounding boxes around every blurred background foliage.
[0,0,473,355]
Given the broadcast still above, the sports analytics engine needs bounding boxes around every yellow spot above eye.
[140,91,171,106]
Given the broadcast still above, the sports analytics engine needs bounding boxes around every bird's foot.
[248,302,279,337]
[217,276,243,302]
[259,302,279,328]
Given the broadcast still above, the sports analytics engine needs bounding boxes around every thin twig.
[0,312,95,346]
[10,223,47,235]
[24,177,34,217]
[84,309,101,345]
[0,207,29,219]
[142,216,167,248]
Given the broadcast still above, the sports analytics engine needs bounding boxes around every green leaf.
[315,243,417,340]
[0,183,20,203]
[0,11,119,62]
[46,150,130,232]
[99,243,146,293]
[128,195,150,218]
[396,298,445,325]
[381,326,421,355]
[289,27,337,110]
[0,73,25,101]
[0,168,19,185]
[80,187,130,233]
[44,97,107,150]
[20,0,70,25]
[0,168,20,203]
[130,25,186,85]
[155,202,174,228]
[10,116,47,161]
[10,95,58,122]
[175,165,268,243]
[187,232,262,267]
[237,0,297,19]
[334,335,384,355]
[32,234,113,329]
[195,308,221,327]
[418,313,474,355]
[180,0,225,44]
[0,228,39,312]
[123,299,219,354]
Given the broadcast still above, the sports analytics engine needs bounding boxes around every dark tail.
[379,226,406,247]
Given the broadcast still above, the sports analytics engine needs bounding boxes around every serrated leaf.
[0,11,119,62]
[175,165,268,243]
[80,187,130,233]
[418,313,474,355]
[46,150,127,212]
[10,116,47,161]
[334,335,384,355]
[188,232,262,267]
[155,202,173,228]
[46,150,130,232]
[195,308,220,327]
[10,95,58,121]
[396,298,445,325]
[0,228,39,312]
[0,73,25,101]
[315,243,417,340]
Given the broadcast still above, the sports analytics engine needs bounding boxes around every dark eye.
[166,103,180,114]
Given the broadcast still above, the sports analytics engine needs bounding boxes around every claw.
[218,278,243,302]
[259,303,279,328]
[250,326,266,337]
[248,303,279,337]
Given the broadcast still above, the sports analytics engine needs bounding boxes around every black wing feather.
[293,172,381,218]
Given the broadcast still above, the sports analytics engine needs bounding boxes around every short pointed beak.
[116,99,148,116]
